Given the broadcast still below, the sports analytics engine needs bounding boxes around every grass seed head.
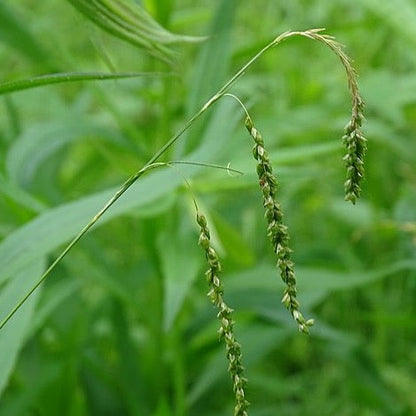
[196,212,249,415]
[245,116,313,334]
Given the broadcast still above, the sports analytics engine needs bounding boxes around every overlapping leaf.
[66,0,205,63]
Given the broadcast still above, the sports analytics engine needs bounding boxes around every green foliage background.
[1,0,416,415]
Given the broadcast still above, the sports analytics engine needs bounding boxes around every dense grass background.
[1,1,416,415]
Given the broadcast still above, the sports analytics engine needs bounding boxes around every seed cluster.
[197,212,249,416]
[245,116,314,334]
[296,29,366,204]
[343,97,366,204]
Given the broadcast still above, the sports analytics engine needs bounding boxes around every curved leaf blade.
[67,0,204,63]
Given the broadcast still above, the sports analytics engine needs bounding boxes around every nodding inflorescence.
[196,212,249,416]
[343,96,366,204]
[310,29,367,204]
[244,115,314,334]
[289,29,367,204]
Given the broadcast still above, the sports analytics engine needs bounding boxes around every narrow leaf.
[0,72,164,96]
[66,0,204,63]
[158,218,202,332]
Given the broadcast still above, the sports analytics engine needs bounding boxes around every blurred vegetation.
[1,0,416,415]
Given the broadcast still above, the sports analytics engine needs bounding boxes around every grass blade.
[0,258,45,396]
[66,0,204,63]
[0,72,166,96]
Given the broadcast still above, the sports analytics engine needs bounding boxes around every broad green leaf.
[0,72,159,96]
[66,0,204,64]
[298,260,416,295]
[158,214,202,332]
[0,258,45,396]
[272,141,340,164]
[0,99,240,312]
[230,141,341,174]
[0,173,47,214]
[0,361,62,416]
[186,0,235,113]
[210,211,255,268]
[6,118,128,186]
[225,260,416,312]
[63,248,144,309]
[112,301,151,415]
[187,324,290,406]
[328,198,374,228]
[177,0,235,155]
[0,168,188,288]
[27,278,81,339]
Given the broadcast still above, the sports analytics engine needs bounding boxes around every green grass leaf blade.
[0,98,239,331]
[0,258,45,397]
[0,72,163,96]
[66,0,204,64]
[186,0,235,113]
[0,174,47,214]
[0,170,185,288]
[6,119,129,185]
[298,260,416,294]
[225,260,416,312]
[158,220,202,332]
[188,325,289,406]
[27,278,81,339]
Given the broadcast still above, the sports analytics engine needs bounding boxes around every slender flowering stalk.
[196,212,249,416]
[298,29,367,203]
[320,35,367,204]
[244,115,314,334]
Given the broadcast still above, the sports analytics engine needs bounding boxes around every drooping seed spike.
[245,117,313,334]
[196,210,249,415]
